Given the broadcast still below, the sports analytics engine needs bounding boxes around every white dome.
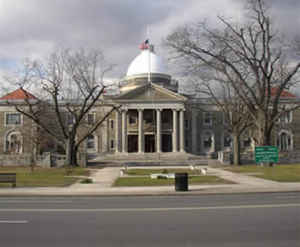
[126,50,168,77]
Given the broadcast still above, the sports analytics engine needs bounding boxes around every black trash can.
[175,173,188,191]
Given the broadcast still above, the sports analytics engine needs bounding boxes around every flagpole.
[148,45,151,84]
[147,27,151,84]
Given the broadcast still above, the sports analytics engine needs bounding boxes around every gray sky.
[0,0,299,80]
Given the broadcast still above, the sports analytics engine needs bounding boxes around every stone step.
[87,152,215,167]
[88,159,212,167]
[89,153,209,161]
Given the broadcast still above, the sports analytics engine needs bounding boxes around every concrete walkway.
[0,166,299,196]
[70,167,120,189]
[208,167,280,187]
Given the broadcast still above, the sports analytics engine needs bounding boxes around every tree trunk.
[31,142,38,172]
[256,109,273,146]
[65,138,78,167]
[233,133,241,165]
[256,109,265,146]
[263,128,272,146]
[256,110,274,166]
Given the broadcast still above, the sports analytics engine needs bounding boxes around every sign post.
[255,146,278,164]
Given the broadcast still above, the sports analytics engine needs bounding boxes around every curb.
[0,186,299,197]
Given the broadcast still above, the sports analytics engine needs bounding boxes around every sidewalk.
[0,166,299,196]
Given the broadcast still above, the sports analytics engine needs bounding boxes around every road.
[0,192,299,247]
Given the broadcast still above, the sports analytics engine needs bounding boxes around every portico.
[113,82,187,154]
[117,105,186,154]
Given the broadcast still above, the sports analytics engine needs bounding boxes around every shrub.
[80,178,93,184]
[162,169,169,174]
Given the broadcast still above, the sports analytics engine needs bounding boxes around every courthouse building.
[1,43,300,165]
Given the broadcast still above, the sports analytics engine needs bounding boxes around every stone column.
[179,109,185,152]
[115,111,121,153]
[172,109,178,152]
[192,110,197,154]
[156,109,162,153]
[138,109,144,153]
[121,110,128,153]
[102,119,109,152]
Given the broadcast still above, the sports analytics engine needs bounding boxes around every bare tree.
[6,48,119,166]
[165,0,300,148]
[192,72,252,165]
[187,64,252,165]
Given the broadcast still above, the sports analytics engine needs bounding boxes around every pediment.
[115,83,186,102]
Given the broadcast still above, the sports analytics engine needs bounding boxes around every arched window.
[277,131,293,151]
[5,131,22,154]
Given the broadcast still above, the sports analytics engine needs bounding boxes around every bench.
[0,173,16,188]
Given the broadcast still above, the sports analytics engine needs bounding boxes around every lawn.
[0,167,89,187]
[225,164,300,182]
[114,175,233,187]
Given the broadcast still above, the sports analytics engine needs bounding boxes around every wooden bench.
[0,173,16,188]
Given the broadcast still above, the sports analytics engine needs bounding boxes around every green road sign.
[255,146,278,163]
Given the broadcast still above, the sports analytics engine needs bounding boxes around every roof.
[114,82,187,102]
[270,87,296,98]
[0,88,37,100]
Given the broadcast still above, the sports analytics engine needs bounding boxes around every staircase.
[88,152,215,167]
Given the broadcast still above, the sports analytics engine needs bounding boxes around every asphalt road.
[0,192,299,247]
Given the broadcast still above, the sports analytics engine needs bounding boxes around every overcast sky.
[0,0,299,81]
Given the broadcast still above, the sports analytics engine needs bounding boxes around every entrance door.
[128,135,138,153]
[145,135,155,153]
[162,134,172,152]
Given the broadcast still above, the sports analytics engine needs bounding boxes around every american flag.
[139,39,149,50]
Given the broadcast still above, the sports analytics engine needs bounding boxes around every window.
[87,135,95,149]
[144,110,153,124]
[87,134,98,152]
[162,110,171,124]
[129,112,137,124]
[5,131,22,153]
[277,131,292,151]
[5,113,21,125]
[129,116,136,124]
[87,113,95,125]
[185,138,189,148]
[243,137,252,147]
[110,139,114,149]
[279,111,292,123]
[203,132,213,148]
[203,112,212,126]
[185,119,189,130]
[224,135,232,148]
[110,119,114,129]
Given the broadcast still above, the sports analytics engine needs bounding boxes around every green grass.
[225,164,300,182]
[113,175,234,187]
[0,167,89,187]
[125,168,203,176]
